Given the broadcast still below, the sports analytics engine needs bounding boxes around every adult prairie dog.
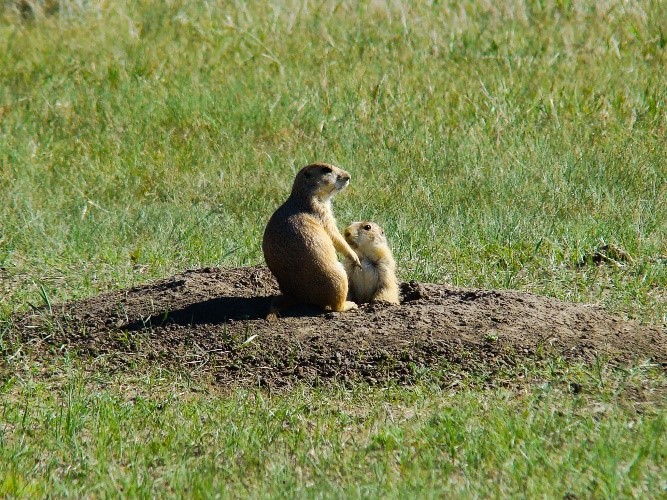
[263,163,361,314]
[343,221,400,304]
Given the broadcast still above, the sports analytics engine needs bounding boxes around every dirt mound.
[11,266,666,388]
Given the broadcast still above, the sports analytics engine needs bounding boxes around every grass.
[1,360,666,497]
[0,0,666,496]
[1,0,665,322]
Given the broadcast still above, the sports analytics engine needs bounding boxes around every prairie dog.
[343,221,400,304]
[263,163,361,314]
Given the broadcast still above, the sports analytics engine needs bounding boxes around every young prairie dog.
[343,221,400,304]
[262,163,361,314]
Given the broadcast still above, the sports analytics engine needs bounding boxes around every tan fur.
[263,163,361,315]
[343,221,400,305]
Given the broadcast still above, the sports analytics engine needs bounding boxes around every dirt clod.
[10,266,666,389]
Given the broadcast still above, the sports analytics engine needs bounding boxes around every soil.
[10,266,667,389]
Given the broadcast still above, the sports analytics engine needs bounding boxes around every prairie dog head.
[292,163,351,202]
[344,221,388,254]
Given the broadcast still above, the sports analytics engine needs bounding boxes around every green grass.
[1,360,666,497]
[1,0,665,322]
[1,0,666,496]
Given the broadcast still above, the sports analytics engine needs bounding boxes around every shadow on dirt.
[122,295,329,331]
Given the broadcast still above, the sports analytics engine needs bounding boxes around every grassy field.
[1,361,665,497]
[1,0,666,497]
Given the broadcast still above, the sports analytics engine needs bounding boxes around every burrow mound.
[12,266,667,388]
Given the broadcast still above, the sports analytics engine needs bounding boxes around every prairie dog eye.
[321,166,333,174]
[363,224,372,231]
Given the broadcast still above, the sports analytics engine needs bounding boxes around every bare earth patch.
[10,266,666,388]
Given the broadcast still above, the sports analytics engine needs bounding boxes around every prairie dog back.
[263,163,360,314]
